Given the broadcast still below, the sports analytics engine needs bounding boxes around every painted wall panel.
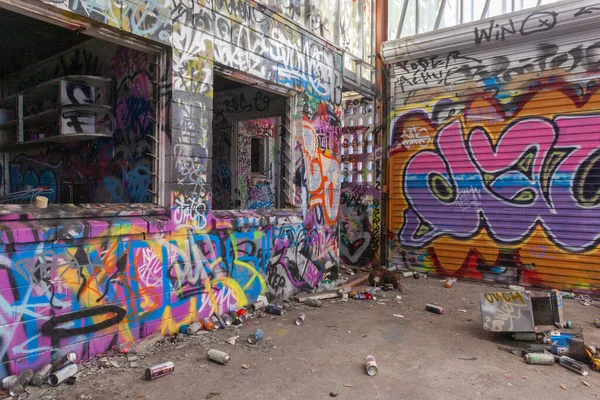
[385,0,600,293]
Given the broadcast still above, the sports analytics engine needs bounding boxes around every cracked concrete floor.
[35,278,600,400]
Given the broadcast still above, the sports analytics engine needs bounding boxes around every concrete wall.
[383,0,600,293]
[0,0,344,377]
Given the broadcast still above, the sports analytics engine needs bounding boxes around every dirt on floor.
[21,277,600,400]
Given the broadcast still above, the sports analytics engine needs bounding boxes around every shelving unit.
[0,75,113,149]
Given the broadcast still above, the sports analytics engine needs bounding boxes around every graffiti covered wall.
[0,0,344,377]
[384,1,600,293]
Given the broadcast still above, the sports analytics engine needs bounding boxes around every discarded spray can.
[248,329,264,344]
[250,301,266,312]
[265,305,284,315]
[2,375,16,390]
[365,355,378,376]
[145,361,174,380]
[564,320,573,329]
[562,292,577,299]
[305,298,322,307]
[179,324,190,334]
[222,313,234,327]
[203,317,215,331]
[444,278,456,288]
[295,313,306,326]
[365,293,373,300]
[525,353,555,365]
[595,317,600,328]
[238,312,248,324]
[210,315,223,330]
[237,308,247,318]
[32,363,53,386]
[426,304,444,314]
[8,369,34,396]
[48,364,78,386]
[207,349,230,365]
[217,314,227,329]
[186,321,203,335]
[51,352,77,372]
[560,356,589,376]
[112,342,132,353]
[511,332,538,342]
[229,311,240,325]
[400,271,414,278]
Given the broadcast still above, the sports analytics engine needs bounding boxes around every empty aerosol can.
[207,349,230,365]
[145,361,174,380]
[248,329,264,344]
[49,364,78,386]
[426,304,444,314]
[222,313,233,327]
[32,364,53,386]
[237,309,248,323]
[295,313,306,326]
[265,305,284,315]
[186,321,203,335]
[525,353,555,365]
[250,301,266,312]
[365,355,378,376]
[305,298,322,307]
[203,317,215,331]
[51,352,77,372]
[560,356,589,376]
[210,315,223,329]
[8,369,34,396]
[229,311,241,325]
[2,376,16,390]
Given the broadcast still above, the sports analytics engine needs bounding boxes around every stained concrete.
[43,278,600,400]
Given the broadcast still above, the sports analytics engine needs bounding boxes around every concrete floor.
[39,278,600,400]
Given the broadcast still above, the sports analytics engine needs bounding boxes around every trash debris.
[207,349,230,365]
[456,309,467,313]
[203,317,215,331]
[249,300,266,312]
[229,311,241,325]
[560,384,567,390]
[2,375,16,390]
[32,364,52,386]
[265,305,284,315]
[524,353,555,365]
[8,369,33,396]
[444,278,456,288]
[305,298,323,307]
[343,384,353,388]
[112,342,132,353]
[295,313,306,326]
[368,268,400,288]
[395,295,402,303]
[130,362,139,368]
[365,355,378,376]
[145,361,174,380]
[586,345,600,371]
[247,329,264,344]
[393,314,404,318]
[559,356,589,376]
[582,380,591,387]
[135,330,164,353]
[564,320,572,329]
[205,392,221,399]
[51,352,77,372]
[458,357,478,361]
[400,271,413,278]
[49,364,77,386]
[225,336,239,345]
[426,304,444,314]
[186,322,203,335]
[511,332,539,342]
[237,309,248,323]
[595,317,600,328]
[241,364,249,369]
[329,392,338,397]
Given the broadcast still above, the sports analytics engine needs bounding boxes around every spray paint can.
[186,321,203,335]
[365,293,373,300]
[238,312,248,324]
[250,301,266,312]
[179,324,190,334]
[247,329,264,344]
[560,356,589,376]
[365,355,378,376]
[511,332,538,342]
[48,364,78,386]
[562,292,577,299]
[295,313,306,326]
[595,317,600,328]
[426,304,444,314]
[265,305,284,315]
[112,342,132,353]
[525,353,555,365]
[305,298,323,307]
[8,369,34,396]
[237,309,247,318]
[51,352,77,372]
[229,311,241,325]
[145,361,174,380]
[207,349,230,365]
[2,375,16,390]
[210,315,223,330]
[32,363,53,386]
[203,317,215,331]
[444,278,456,288]
[222,313,233,327]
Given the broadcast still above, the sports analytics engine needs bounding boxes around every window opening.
[0,8,160,205]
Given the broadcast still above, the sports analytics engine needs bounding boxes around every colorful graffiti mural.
[389,91,600,292]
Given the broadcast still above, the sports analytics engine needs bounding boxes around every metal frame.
[394,0,559,39]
